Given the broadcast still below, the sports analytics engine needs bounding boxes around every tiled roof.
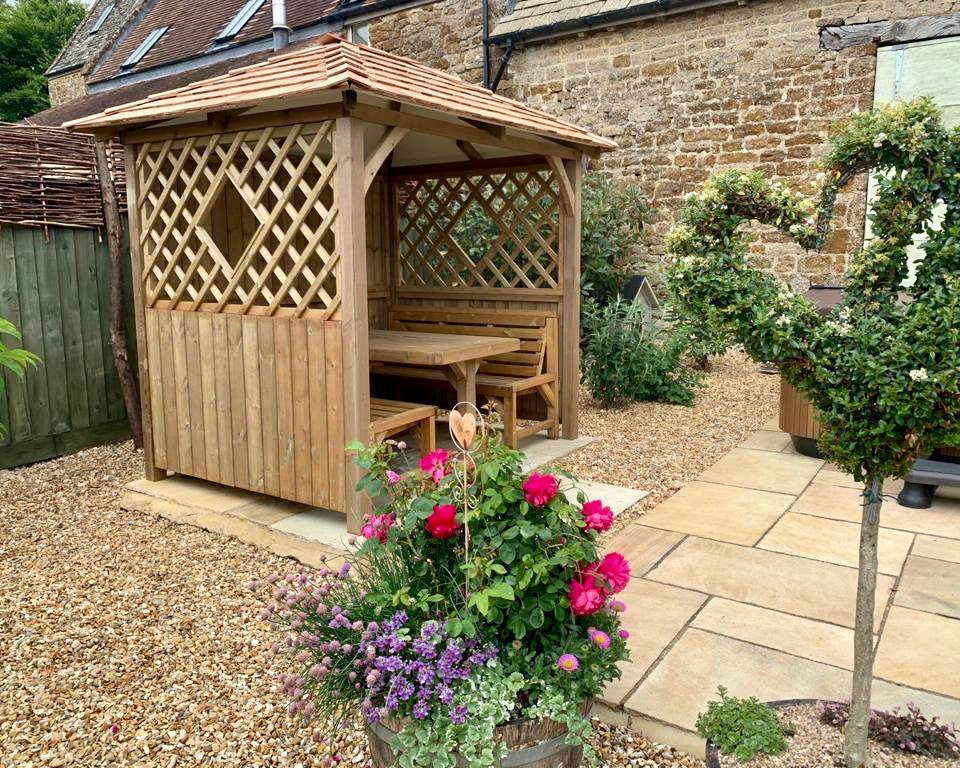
[491,0,727,40]
[87,0,387,84]
[46,0,144,76]
[65,35,617,151]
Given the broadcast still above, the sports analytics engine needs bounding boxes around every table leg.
[447,360,479,405]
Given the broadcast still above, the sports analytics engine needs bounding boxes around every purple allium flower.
[557,653,579,672]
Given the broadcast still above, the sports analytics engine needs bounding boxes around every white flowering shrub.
[666,97,960,768]
[666,98,959,481]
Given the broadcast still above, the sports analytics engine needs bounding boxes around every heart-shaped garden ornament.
[449,406,478,450]
[666,96,960,482]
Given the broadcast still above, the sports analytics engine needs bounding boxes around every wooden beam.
[364,126,409,192]
[120,102,346,144]
[461,117,506,139]
[546,155,574,216]
[558,155,582,440]
[122,144,164,481]
[820,13,960,50]
[344,101,579,160]
[456,140,483,161]
[389,154,549,181]
[334,116,370,535]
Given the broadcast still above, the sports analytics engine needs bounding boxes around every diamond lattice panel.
[135,122,339,317]
[396,169,560,291]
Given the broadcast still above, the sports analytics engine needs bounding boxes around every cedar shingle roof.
[65,35,617,152]
[46,0,144,76]
[87,0,386,84]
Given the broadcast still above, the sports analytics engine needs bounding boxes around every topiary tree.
[665,97,960,768]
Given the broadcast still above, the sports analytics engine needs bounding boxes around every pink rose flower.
[581,499,613,532]
[419,450,450,483]
[425,504,459,540]
[567,575,605,616]
[360,512,395,543]
[596,552,630,594]
[385,470,401,485]
[523,472,558,507]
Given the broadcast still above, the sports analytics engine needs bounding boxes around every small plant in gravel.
[696,687,790,762]
[581,297,702,407]
[252,427,632,768]
[821,702,960,760]
[667,97,960,767]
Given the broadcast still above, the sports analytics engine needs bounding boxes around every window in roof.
[216,0,267,43]
[88,2,115,35]
[346,22,369,45]
[121,26,169,69]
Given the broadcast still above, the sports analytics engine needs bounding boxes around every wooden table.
[368,329,520,405]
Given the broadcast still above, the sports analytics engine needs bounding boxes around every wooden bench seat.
[370,398,437,453]
[373,306,559,448]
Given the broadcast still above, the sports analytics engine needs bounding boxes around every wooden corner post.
[559,156,582,439]
[123,144,163,481]
[334,116,371,534]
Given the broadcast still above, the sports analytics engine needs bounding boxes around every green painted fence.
[0,222,135,469]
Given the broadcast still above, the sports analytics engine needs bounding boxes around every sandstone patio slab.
[913,534,960,564]
[564,479,648,516]
[757,512,914,575]
[646,536,894,628]
[875,607,960,698]
[603,525,684,577]
[894,555,960,619]
[740,430,793,452]
[792,481,960,538]
[601,579,706,707]
[627,629,851,730]
[698,448,823,495]
[636,481,793,546]
[691,598,858,670]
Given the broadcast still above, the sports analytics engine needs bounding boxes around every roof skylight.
[89,2,115,35]
[121,26,169,69]
[215,0,266,43]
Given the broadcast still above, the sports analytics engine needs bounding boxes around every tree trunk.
[94,140,144,450]
[843,475,883,768]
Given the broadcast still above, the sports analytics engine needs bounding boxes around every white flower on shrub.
[909,368,929,382]
[775,314,792,327]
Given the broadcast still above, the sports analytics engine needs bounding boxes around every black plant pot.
[704,699,826,768]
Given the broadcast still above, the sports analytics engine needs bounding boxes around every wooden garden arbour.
[67,35,615,532]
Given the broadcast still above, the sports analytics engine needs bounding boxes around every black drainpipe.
[490,37,515,93]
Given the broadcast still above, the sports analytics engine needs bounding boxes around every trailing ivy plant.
[0,317,40,440]
[666,97,960,768]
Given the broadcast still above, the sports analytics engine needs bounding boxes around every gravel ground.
[0,438,708,767]
[715,704,958,768]
[560,350,780,535]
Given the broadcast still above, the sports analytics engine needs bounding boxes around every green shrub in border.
[0,317,40,439]
[581,298,702,407]
[696,687,790,763]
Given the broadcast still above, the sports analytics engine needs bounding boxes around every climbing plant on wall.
[666,97,960,768]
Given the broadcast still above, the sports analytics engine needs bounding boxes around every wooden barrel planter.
[367,709,587,768]
[779,379,823,458]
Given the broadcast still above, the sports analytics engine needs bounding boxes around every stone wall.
[372,0,960,288]
[47,70,87,107]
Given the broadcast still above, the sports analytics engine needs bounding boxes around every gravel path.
[0,447,706,767]
[561,350,780,535]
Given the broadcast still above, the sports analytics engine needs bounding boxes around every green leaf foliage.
[0,0,85,121]
[696,687,790,762]
[0,316,40,439]
[666,98,960,481]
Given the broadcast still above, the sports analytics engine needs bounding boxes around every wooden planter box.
[778,379,823,458]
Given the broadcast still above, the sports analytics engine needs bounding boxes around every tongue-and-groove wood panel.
[143,308,344,509]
